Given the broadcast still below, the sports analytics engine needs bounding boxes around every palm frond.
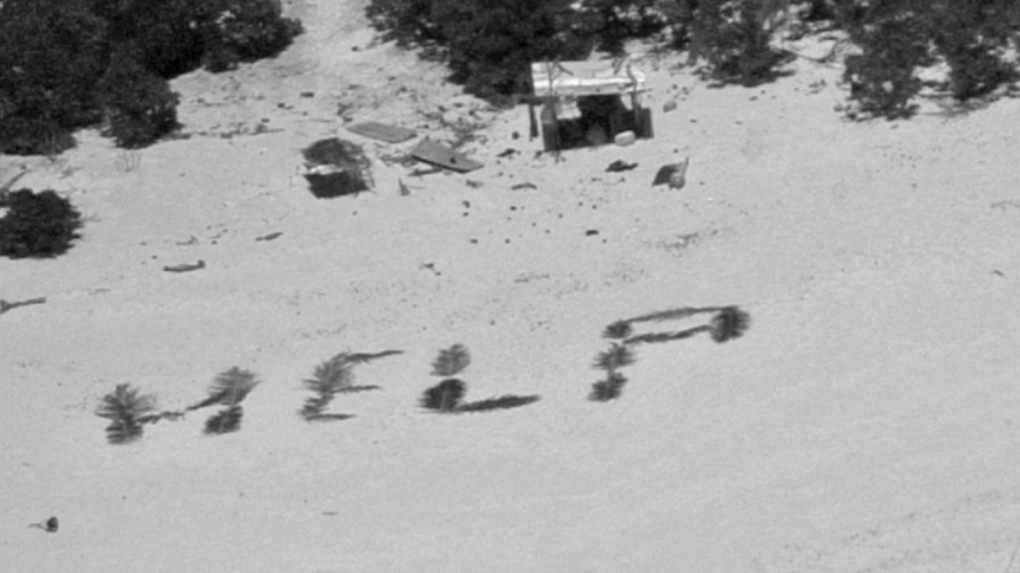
[710,306,750,343]
[431,344,470,377]
[191,367,259,410]
[590,373,628,401]
[625,306,721,324]
[602,320,633,339]
[625,325,711,345]
[96,384,156,421]
[593,343,636,372]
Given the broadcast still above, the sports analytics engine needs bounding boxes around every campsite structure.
[530,59,654,152]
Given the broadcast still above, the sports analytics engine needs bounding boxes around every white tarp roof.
[531,60,647,98]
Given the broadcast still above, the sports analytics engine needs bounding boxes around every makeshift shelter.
[301,138,372,198]
[530,59,654,151]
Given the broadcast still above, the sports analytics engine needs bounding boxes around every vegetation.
[190,367,260,435]
[0,0,302,153]
[592,305,751,401]
[368,0,595,99]
[300,350,398,421]
[421,344,539,413]
[688,0,794,85]
[0,189,82,259]
[96,384,156,444]
[368,0,1020,116]
[421,378,467,412]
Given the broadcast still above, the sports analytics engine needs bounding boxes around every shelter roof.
[531,60,647,98]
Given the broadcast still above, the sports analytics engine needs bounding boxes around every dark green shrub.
[836,2,930,119]
[0,118,76,157]
[0,189,82,259]
[689,0,792,85]
[0,0,109,129]
[369,0,595,99]
[581,0,669,55]
[200,0,305,72]
[366,0,444,49]
[96,384,156,444]
[930,1,1020,101]
[95,48,180,148]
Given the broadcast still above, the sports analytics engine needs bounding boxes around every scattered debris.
[301,138,372,198]
[0,296,47,315]
[653,156,690,189]
[163,260,205,273]
[256,232,283,242]
[663,100,678,113]
[411,138,484,173]
[497,148,519,158]
[409,166,443,178]
[585,229,600,236]
[606,160,638,172]
[511,182,537,190]
[614,131,636,146]
[465,180,483,188]
[346,121,418,144]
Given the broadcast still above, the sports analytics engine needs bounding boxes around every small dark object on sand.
[163,260,205,273]
[29,516,58,532]
[256,232,283,242]
[497,148,518,157]
[606,160,638,172]
[511,182,536,190]
[0,296,46,315]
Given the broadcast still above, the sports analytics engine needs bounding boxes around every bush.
[366,0,444,49]
[0,0,303,153]
[836,0,1020,117]
[836,2,930,119]
[95,48,180,148]
[0,118,76,157]
[368,0,595,99]
[200,0,305,72]
[0,189,82,259]
[0,0,109,129]
[689,0,792,85]
[930,1,1020,101]
[581,0,670,55]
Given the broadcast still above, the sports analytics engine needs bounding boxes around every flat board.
[346,122,418,143]
[410,139,484,173]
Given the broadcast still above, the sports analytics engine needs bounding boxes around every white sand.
[4,1,1020,572]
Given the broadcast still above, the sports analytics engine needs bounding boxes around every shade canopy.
[531,60,647,99]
